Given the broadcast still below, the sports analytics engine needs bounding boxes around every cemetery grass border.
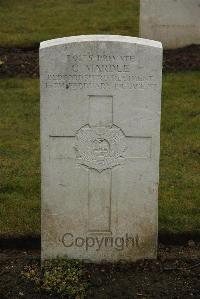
[0,72,199,241]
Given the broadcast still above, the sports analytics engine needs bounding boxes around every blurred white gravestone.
[140,0,200,49]
[40,35,162,262]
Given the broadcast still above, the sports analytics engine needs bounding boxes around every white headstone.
[140,0,200,49]
[40,35,162,262]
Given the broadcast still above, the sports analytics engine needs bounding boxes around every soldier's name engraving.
[72,63,130,73]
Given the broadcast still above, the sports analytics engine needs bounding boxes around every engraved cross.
[50,95,152,234]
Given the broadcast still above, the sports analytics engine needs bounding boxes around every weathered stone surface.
[140,0,200,49]
[40,35,162,262]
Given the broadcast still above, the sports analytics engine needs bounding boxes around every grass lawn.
[0,72,199,236]
[0,0,139,48]
[0,80,40,235]
[159,72,200,235]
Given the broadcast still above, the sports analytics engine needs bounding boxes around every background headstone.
[140,0,200,49]
[40,35,162,262]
